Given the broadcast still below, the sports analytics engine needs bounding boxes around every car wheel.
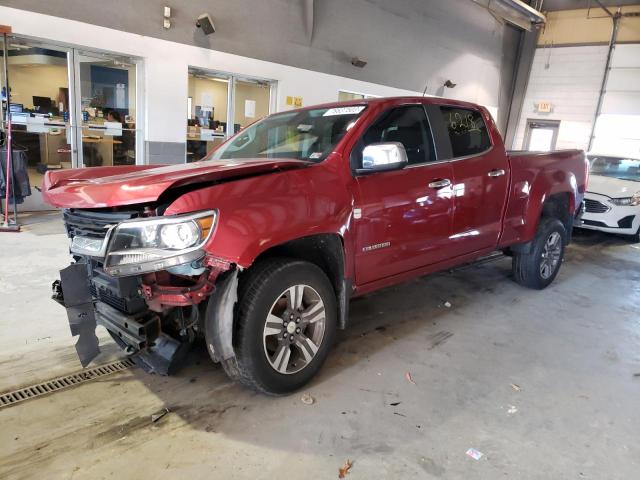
[628,227,640,243]
[512,217,567,290]
[221,257,337,395]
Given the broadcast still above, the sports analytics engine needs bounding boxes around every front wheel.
[512,218,567,290]
[222,258,337,395]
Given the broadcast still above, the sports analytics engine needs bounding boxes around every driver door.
[353,104,454,285]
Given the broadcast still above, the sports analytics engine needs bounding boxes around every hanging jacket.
[0,149,32,204]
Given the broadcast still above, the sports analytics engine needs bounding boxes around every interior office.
[2,42,138,211]
[186,70,271,161]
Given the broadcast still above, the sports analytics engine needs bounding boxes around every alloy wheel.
[540,231,562,279]
[262,284,326,374]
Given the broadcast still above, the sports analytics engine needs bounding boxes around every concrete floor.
[0,212,639,479]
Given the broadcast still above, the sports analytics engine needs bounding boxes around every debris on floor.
[389,401,401,406]
[443,301,452,308]
[510,383,522,392]
[151,407,170,423]
[405,372,416,385]
[466,448,484,460]
[301,393,315,405]
[393,412,406,417]
[507,405,518,414]
[338,459,353,478]
[633,373,640,377]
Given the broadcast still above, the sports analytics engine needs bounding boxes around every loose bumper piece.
[53,262,193,374]
[54,263,100,367]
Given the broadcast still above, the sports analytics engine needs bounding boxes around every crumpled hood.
[42,158,309,208]
[586,174,640,199]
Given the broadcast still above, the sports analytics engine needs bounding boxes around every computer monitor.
[9,103,23,113]
[33,96,53,113]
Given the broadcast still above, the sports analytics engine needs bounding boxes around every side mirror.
[356,142,408,175]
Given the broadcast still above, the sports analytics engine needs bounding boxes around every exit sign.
[536,101,552,113]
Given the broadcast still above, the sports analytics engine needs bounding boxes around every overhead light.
[196,13,216,35]
[351,57,367,68]
[472,0,546,31]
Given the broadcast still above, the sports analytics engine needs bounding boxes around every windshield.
[589,156,640,182]
[209,105,367,162]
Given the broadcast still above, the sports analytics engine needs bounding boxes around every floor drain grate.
[0,358,136,409]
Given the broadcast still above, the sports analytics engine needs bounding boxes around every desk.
[82,137,123,167]
[186,129,225,162]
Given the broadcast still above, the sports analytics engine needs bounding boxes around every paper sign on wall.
[245,100,256,118]
[286,96,303,108]
[201,93,213,109]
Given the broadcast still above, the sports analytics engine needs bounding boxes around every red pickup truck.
[44,97,587,394]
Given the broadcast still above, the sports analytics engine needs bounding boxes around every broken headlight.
[104,211,217,277]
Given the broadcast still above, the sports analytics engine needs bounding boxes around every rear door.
[433,106,510,256]
[352,104,454,285]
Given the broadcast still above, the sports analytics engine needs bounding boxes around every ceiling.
[540,0,640,11]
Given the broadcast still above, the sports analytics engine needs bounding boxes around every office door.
[0,36,76,211]
[524,120,560,151]
[73,51,141,167]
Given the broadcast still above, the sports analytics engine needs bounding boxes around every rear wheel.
[512,218,566,290]
[222,258,337,395]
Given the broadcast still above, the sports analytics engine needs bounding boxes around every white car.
[580,154,640,242]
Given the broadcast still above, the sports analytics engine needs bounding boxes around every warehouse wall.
[0,5,425,164]
[513,6,640,157]
[592,44,640,156]
[0,0,519,126]
[539,5,640,45]
[512,45,608,151]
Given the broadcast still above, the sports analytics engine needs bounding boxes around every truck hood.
[42,158,309,208]
[587,174,640,198]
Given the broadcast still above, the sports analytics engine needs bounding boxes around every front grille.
[63,209,140,240]
[584,198,610,214]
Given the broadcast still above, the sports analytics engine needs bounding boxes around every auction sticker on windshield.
[323,106,366,116]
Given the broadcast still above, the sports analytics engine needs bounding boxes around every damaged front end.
[52,208,234,375]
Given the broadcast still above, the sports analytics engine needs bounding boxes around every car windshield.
[209,105,367,162]
[589,156,640,182]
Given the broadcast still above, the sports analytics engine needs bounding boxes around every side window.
[440,107,491,158]
[355,105,436,167]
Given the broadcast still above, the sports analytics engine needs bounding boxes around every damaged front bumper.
[53,257,235,375]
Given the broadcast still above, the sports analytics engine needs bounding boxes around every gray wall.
[1,0,521,127]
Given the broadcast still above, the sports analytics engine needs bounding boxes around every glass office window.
[186,69,275,162]
[0,38,73,211]
[186,70,229,162]
[233,78,271,134]
[76,51,139,166]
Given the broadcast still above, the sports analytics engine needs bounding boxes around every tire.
[222,257,337,395]
[512,217,567,290]
[628,227,640,244]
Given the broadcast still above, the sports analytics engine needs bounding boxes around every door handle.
[428,178,452,189]
[487,169,506,177]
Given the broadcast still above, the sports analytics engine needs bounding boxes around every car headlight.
[104,210,217,277]
[609,192,640,207]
